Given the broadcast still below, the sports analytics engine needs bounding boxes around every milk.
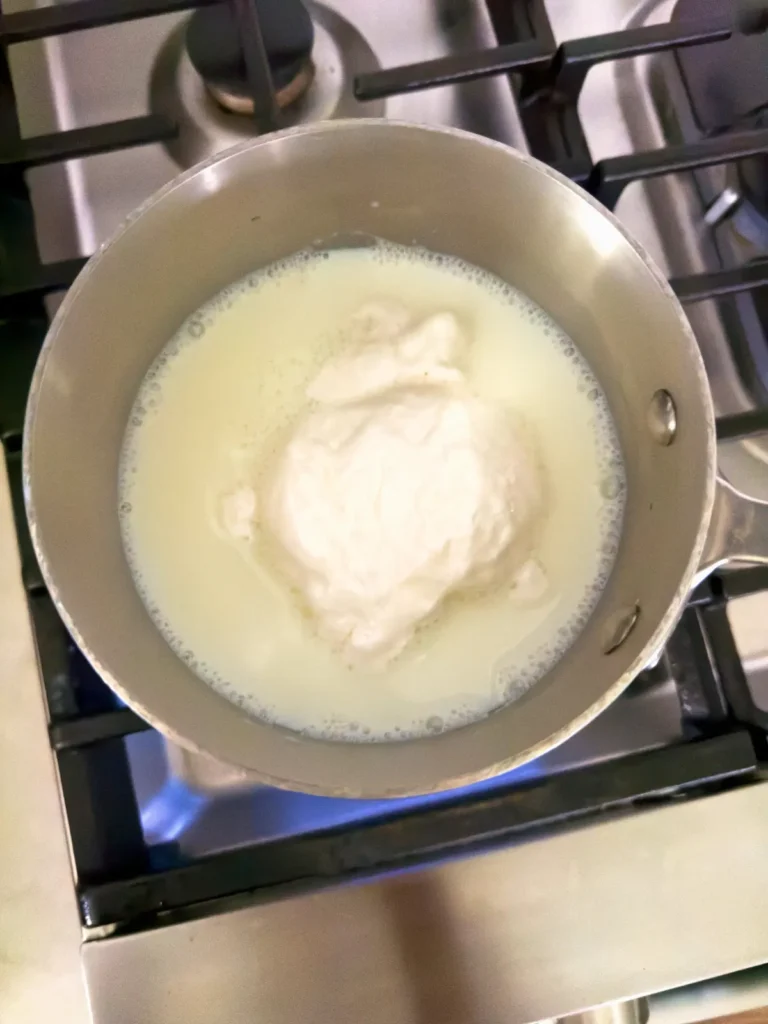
[119,244,625,742]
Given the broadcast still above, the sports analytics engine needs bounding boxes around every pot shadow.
[381,867,500,1024]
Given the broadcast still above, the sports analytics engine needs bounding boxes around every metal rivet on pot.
[602,604,641,655]
[647,389,677,445]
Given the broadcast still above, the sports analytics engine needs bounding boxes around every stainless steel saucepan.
[23,120,768,797]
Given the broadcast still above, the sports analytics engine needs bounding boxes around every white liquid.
[120,245,625,742]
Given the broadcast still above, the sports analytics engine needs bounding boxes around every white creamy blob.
[306,303,466,403]
[262,303,542,664]
[119,244,625,742]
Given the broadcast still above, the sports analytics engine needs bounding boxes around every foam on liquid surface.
[119,244,625,742]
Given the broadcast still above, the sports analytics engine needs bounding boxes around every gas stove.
[1,1,768,1021]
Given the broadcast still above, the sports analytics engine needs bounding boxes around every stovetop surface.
[0,0,767,935]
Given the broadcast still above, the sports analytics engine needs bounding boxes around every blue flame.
[135,732,544,848]
[140,778,208,842]
[264,758,545,836]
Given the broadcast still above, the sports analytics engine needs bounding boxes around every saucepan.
[23,120,768,797]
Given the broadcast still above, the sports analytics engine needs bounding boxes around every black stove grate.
[1,0,767,931]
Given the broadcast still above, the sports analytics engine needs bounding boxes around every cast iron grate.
[0,0,767,930]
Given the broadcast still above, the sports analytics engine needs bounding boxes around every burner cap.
[186,0,315,113]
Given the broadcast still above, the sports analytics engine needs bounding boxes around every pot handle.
[696,475,768,584]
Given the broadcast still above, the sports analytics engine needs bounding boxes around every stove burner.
[207,58,315,115]
[186,0,315,115]
[674,0,768,223]
[672,0,768,410]
[150,2,384,169]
